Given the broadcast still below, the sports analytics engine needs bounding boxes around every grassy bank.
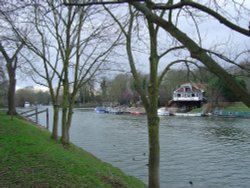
[0,113,145,188]
[191,102,250,113]
[223,102,250,112]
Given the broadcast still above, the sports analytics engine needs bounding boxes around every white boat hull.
[174,113,202,117]
[157,108,170,116]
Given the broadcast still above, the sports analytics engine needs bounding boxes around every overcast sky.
[15,0,250,90]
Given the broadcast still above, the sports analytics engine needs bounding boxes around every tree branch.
[131,1,250,107]
[150,0,250,37]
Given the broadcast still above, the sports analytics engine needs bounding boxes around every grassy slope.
[190,102,250,113]
[223,102,250,112]
[0,113,145,188]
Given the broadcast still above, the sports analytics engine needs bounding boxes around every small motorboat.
[94,106,107,113]
[157,107,170,116]
[106,107,123,115]
[129,107,146,115]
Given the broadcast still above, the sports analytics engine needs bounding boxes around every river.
[38,107,250,188]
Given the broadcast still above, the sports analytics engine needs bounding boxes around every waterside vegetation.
[224,103,250,112]
[191,102,250,113]
[0,113,145,188]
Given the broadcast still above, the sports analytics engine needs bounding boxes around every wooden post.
[46,108,49,130]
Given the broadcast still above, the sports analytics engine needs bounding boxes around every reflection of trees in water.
[206,123,250,143]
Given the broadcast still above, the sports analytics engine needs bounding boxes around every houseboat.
[171,83,206,111]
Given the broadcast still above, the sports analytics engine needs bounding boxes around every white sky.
[15,0,250,89]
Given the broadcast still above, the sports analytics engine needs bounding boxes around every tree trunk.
[7,69,16,115]
[51,105,59,140]
[147,84,160,188]
[61,106,69,145]
[61,123,70,145]
[61,63,70,145]
[147,114,160,188]
[61,104,74,145]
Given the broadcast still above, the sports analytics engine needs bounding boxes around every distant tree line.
[15,86,50,107]
[75,64,249,107]
[1,62,249,109]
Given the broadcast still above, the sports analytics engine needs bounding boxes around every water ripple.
[38,108,250,188]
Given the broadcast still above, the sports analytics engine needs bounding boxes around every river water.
[38,107,250,188]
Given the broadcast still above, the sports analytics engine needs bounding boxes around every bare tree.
[0,1,32,115]
[14,1,121,144]
[52,3,121,145]
[105,5,198,187]
[16,1,65,140]
[0,42,24,115]
[127,1,250,187]
[131,0,250,107]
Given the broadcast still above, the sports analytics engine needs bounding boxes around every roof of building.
[174,82,206,93]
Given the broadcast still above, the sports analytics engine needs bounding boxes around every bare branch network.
[63,0,144,6]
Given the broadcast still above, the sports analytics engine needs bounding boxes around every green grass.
[224,102,250,112]
[0,113,145,188]
[190,102,250,113]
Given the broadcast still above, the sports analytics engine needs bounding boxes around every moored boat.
[212,110,250,118]
[128,107,146,115]
[130,111,145,115]
[157,107,170,116]
[174,112,203,117]
[106,107,123,114]
[94,106,107,113]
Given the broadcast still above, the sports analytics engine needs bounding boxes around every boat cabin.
[173,83,204,102]
[171,83,206,110]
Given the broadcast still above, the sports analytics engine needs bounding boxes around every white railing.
[173,96,202,101]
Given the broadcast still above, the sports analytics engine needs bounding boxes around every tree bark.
[61,119,70,145]
[61,105,69,145]
[51,105,59,140]
[61,104,74,145]
[7,77,16,115]
[147,114,160,188]
[6,64,17,115]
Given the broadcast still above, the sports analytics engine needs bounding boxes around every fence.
[19,108,49,129]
